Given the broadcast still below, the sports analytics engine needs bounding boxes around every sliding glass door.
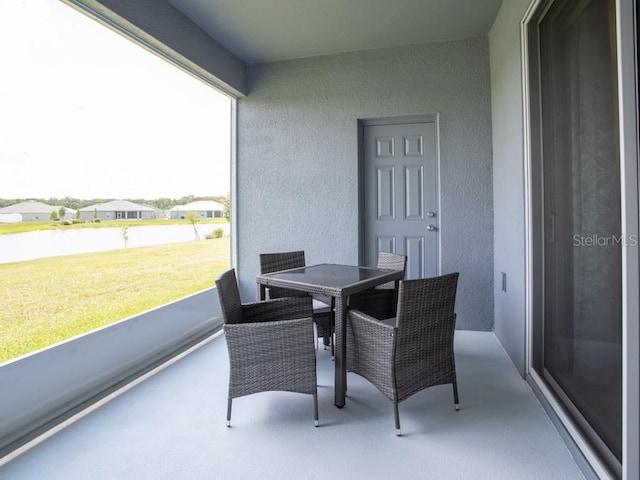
[532,0,622,473]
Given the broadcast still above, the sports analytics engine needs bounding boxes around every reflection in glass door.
[537,0,622,472]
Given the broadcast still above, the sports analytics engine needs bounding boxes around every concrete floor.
[0,331,584,479]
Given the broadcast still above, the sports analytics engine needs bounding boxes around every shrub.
[205,228,224,240]
[61,220,72,225]
[93,218,101,223]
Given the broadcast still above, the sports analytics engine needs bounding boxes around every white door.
[363,122,438,279]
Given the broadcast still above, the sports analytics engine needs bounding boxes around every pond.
[0,223,230,264]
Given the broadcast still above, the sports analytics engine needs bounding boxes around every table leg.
[334,294,347,408]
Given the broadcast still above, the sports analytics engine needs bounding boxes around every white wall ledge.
[0,288,222,460]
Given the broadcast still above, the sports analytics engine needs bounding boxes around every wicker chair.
[347,272,460,435]
[259,251,334,351]
[216,268,319,427]
[348,251,407,319]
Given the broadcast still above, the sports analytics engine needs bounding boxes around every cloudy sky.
[0,0,231,200]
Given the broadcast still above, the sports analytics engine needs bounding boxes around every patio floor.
[0,330,584,479]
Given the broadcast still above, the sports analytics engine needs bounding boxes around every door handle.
[427,225,437,232]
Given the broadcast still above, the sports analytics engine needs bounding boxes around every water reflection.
[0,223,229,264]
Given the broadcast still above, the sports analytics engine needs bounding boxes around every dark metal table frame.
[256,263,404,408]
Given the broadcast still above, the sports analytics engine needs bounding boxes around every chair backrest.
[259,251,307,299]
[215,268,243,324]
[259,250,306,274]
[395,272,459,342]
[377,251,407,272]
[376,251,407,289]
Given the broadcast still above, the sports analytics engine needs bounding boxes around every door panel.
[363,122,438,279]
[377,236,395,254]
[536,0,622,467]
[376,166,395,220]
[405,236,424,279]
[404,165,424,220]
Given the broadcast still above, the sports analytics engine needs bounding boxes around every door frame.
[357,114,441,269]
[522,0,639,478]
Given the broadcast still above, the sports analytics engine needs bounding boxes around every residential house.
[79,199,158,221]
[169,200,224,219]
[0,200,74,221]
[0,213,21,224]
[0,1,637,479]
[141,203,165,218]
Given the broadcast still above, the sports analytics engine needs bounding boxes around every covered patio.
[0,331,582,479]
[1,0,637,479]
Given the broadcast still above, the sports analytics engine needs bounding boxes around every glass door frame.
[522,0,639,478]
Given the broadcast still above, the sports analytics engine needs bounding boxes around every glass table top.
[259,263,396,289]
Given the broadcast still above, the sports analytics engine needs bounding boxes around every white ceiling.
[169,0,503,65]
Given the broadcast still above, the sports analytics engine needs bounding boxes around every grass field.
[0,238,230,363]
[0,218,227,235]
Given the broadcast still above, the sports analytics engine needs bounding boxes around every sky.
[0,0,231,200]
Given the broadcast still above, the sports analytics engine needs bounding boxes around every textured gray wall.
[237,38,494,331]
[489,0,531,375]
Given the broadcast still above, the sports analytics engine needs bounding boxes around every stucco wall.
[237,38,494,331]
[489,0,531,375]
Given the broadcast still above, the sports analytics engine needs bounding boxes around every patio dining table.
[256,263,404,408]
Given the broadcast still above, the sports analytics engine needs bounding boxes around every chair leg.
[227,398,232,427]
[313,322,319,351]
[394,401,401,436]
[453,380,460,411]
[313,393,319,427]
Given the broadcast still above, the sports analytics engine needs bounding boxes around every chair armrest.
[348,308,396,342]
[242,297,313,323]
[349,308,395,327]
[347,309,396,382]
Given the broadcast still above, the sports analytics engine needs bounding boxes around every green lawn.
[0,238,230,363]
[0,218,227,235]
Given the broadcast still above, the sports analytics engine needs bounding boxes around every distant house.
[0,200,74,221]
[169,201,224,219]
[141,203,165,219]
[0,213,22,223]
[79,200,157,221]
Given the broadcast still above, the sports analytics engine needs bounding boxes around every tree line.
[0,194,230,217]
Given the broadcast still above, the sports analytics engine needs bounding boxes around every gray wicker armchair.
[216,268,319,427]
[347,272,460,435]
[348,251,407,319]
[259,251,334,351]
